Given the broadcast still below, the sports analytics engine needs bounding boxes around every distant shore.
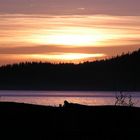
[0,49,140,91]
[0,101,140,139]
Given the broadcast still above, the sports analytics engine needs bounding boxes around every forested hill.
[0,49,140,91]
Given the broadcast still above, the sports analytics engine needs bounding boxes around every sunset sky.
[0,0,140,65]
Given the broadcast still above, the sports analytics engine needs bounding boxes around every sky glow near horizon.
[0,0,140,65]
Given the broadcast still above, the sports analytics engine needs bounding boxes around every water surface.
[0,91,140,107]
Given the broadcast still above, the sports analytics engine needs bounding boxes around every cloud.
[0,44,139,65]
[0,14,140,65]
[0,44,139,55]
[0,45,60,54]
[0,14,140,47]
[77,8,85,10]
[0,0,140,15]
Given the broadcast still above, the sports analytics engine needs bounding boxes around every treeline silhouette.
[0,49,140,91]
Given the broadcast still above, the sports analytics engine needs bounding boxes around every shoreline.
[0,89,140,92]
[1,101,140,139]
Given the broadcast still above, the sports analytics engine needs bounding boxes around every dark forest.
[0,49,140,91]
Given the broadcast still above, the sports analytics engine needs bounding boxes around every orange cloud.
[0,14,140,65]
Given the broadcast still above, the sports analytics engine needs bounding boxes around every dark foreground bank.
[0,101,140,139]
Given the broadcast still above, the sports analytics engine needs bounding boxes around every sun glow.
[35,34,103,46]
[29,27,105,47]
[28,53,106,63]
[0,53,106,65]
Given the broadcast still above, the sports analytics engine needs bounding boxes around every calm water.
[0,91,140,107]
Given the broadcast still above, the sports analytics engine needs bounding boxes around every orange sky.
[0,14,140,65]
